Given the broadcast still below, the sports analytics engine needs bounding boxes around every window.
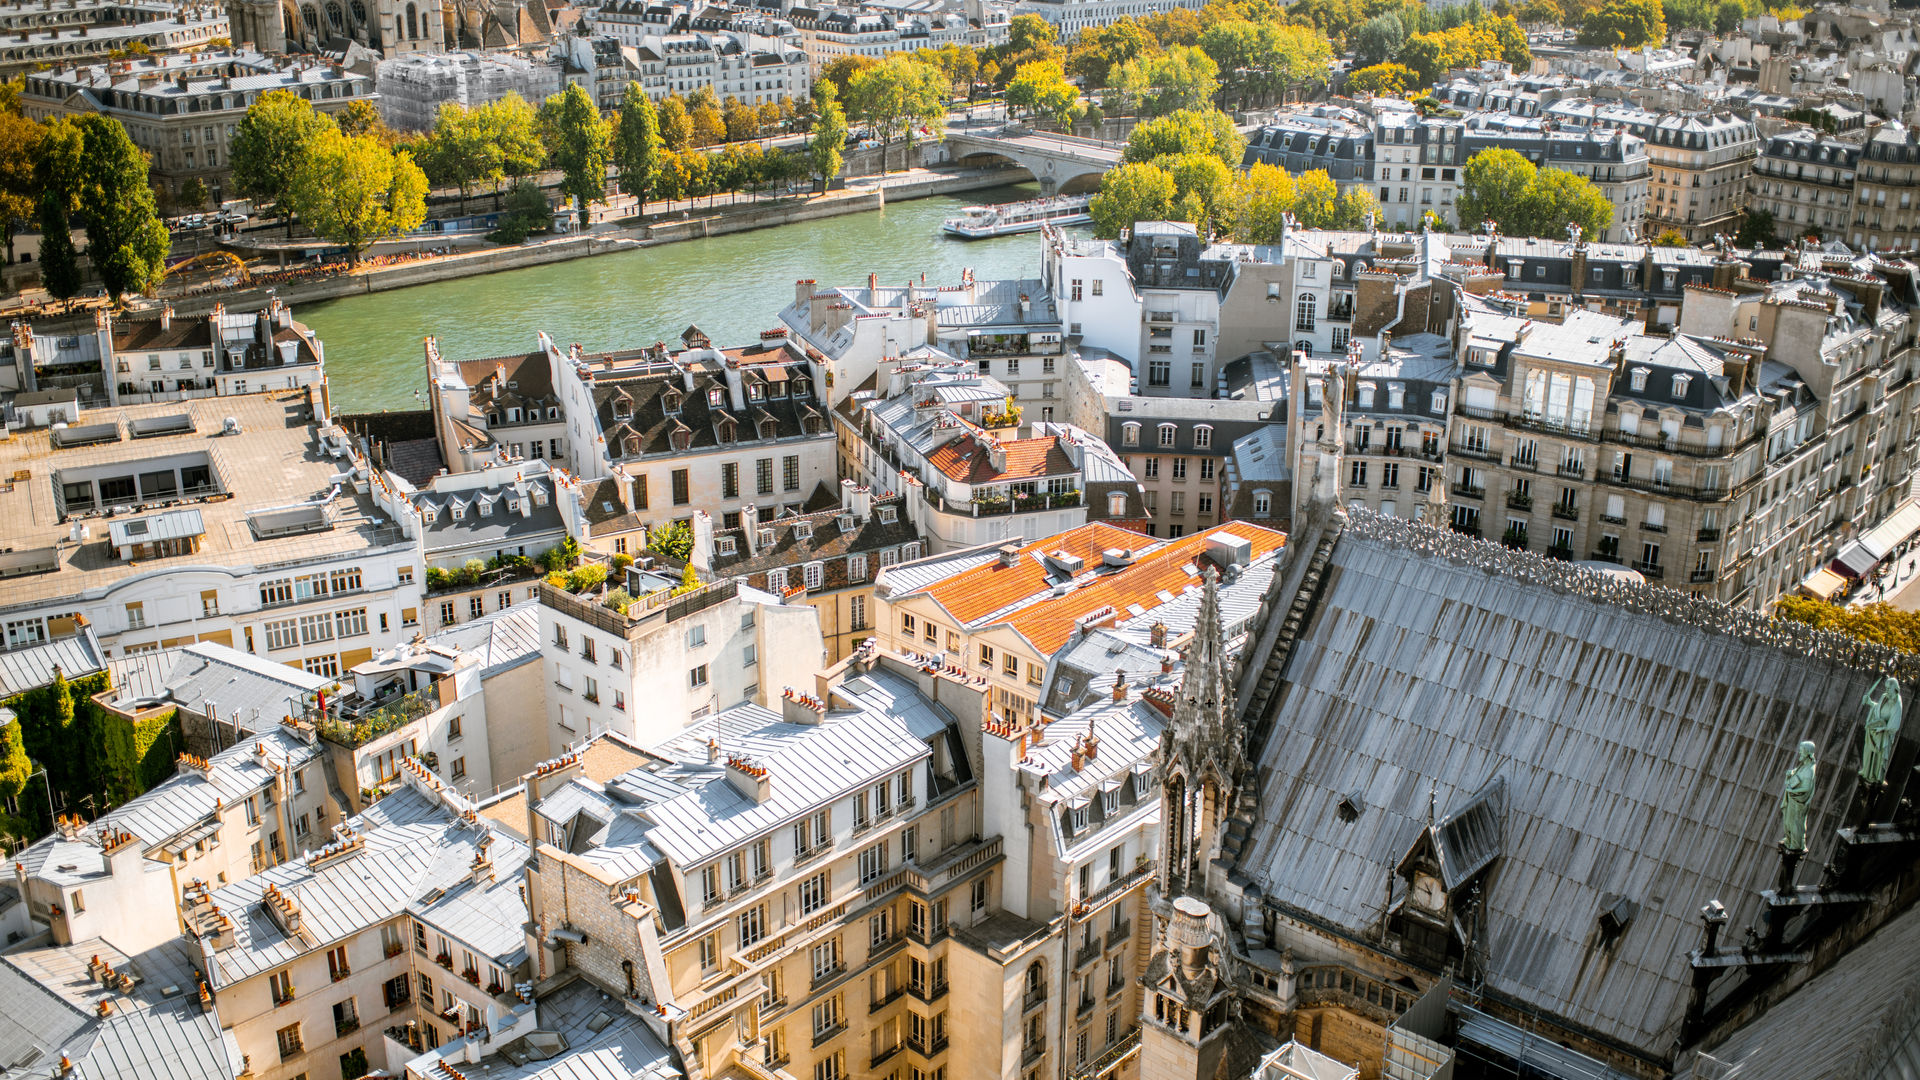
[1193,426,1212,449]
[672,469,690,506]
[699,933,720,972]
[277,1023,303,1060]
[1121,423,1139,446]
[800,871,829,913]
[688,624,707,648]
[811,939,841,981]
[1148,360,1170,387]
[1172,458,1186,480]
[690,665,709,688]
[739,905,766,947]
[1158,424,1176,448]
[784,455,800,492]
[1144,458,1159,479]
[722,462,740,499]
[859,841,887,884]
[1295,294,1317,332]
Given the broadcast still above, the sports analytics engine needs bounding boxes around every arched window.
[1295,340,1314,357]
[325,0,343,30]
[1295,293,1317,333]
[300,4,319,36]
[349,0,365,24]
[405,1,418,39]
[1025,962,1044,997]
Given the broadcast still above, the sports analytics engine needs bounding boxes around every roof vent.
[1337,790,1366,823]
[1598,893,1638,940]
[1045,549,1085,575]
[1102,548,1136,568]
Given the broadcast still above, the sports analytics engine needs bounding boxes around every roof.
[914,521,1285,656]
[106,640,329,721]
[401,975,676,1080]
[427,600,544,678]
[0,626,105,697]
[926,434,1074,484]
[1240,510,1897,1060]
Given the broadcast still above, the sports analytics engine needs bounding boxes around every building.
[4,298,325,409]
[1242,108,1375,186]
[1746,125,1861,245]
[535,569,821,749]
[692,479,926,663]
[834,354,1144,552]
[374,50,560,132]
[1289,333,1456,522]
[0,388,423,669]
[873,519,1284,726]
[1543,100,1758,244]
[424,338,568,474]
[1005,0,1202,36]
[18,51,375,203]
[0,0,227,77]
[1457,119,1650,244]
[1855,121,1920,253]
[417,599,548,792]
[192,770,533,1080]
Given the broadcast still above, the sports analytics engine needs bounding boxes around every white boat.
[941,195,1093,239]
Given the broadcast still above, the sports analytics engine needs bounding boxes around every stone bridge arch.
[943,133,1117,195]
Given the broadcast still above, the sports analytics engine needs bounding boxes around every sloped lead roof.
[1241,514,1888,1060]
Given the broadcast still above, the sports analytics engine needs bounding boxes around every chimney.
[740,503,759,555]
[795,278,815,308]
[1149,622,1166,647]
[159,304,172,330]
[706,737,720,763]
[1110,670,1126,702]
[867,272,878,296]
[780,687,826,725]
[997,542,1021,566]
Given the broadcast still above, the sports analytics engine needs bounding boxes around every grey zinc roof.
[1241,518,1885,1060]
[0,628,105,697]
[107,641,329,722]
[427,600,544,677]
[410,837,534,970]
[403,975,676,1080]
[0,952,91,1079]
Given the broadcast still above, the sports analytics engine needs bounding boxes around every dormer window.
[1130,768,1149,800]
[422,507,437,524]
[1630,368,1649,392]
[717,537,737,555]
[548,407,560,420]
[707,388,723,405]
[1671,374,1691,399]
[663,390,682,416]
[477,499,492,516]
[1099,784,1116,817]
[451,503,466,520]
[794,521,813,541]
[1068,800,1088,835]
[533,488,548,507]
[837,513,854,531]
[1357,384,1375,409]
[878,506,897,524]
[1122,422,1140,446]
[758,528,774,548]
[612,395,633,420]
[793,378,810,398]
[624,435,642,456]
[749,383,764,400]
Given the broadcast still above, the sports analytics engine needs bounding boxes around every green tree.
[1516,165,1612,240]
[0,110,43,264]
[0,709,33,842]
[658,95,693,150]
[650,518,693,560]
[488,179,552,243]
[1484,13,1531,66]
[808,81,848,190]
[612,82,663,212]
[229,90,337,236]
[1653,229,1687,246]
[1124,108,1247,168]
[1007,60,1080,126]
[64,116,169,299]
[1067,17,1154,87]
[1141,45,1220,113]
[539,84,612,227]
[419,102,488,212]
[724,99,761,143]
[1352,13,1407,63]
[821,55,882,101]
[290,129,428,265]
[178,177,211,210]
[1225,161,1295,241]
[1348,61,1417,94]
[1456,147,1537,231]
[1516,0,1564,23]
[1579,0,1665,45]
[1735,208,1776,248]
[847,55,945,174]
[338,99,395,144]
[481,93,544,208]
[1161,152,1234,232]
[1090,161,1176,238]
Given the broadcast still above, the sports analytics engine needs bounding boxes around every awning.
[1834,543,1878,578]
[1800,567,1850,601]
[1855,499,1920,563]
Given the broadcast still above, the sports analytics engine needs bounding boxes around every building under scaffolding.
[374,49,560,130]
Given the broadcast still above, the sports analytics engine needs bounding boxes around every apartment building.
[545,329,839,535]
[1289,333,1456,522]
[0,388,422,671]
[512,657,1002,1080]
[14,720,339,950]
[1435,263,1919,606]
[18,50,374,202]
[691,481,927,663]
[1854,121,1920,253]
[1242,108,1374,184]
[4,298,325,407]
[872,520,1283,726]
[373,50,560,132]
[1543,100,1757,244]
[0,0,226,76]
[833,354,1143,552]
[1007,0,1203,36]
[191,768,533,1080]
[1747,125,1861,243]
[535,569,821,749]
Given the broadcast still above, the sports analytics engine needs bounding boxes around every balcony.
[318,685,436,748]
[1075,941,1101,969]
[1633,560,1665,579]
[1590,550,1622,564]
[1546,544,1573,561]
[336,1015,361,1037]
[1023,1042,1046,1067]
[1556,463,1586,479]
[1023,988,1048,1013]
[1690,569,1717,584]
[1551,504,1579,521]
[1450,483,1485,500]
[871,1044,904,1070]
[1070,1026,1141,1080]
[1505,492,1532,510]
[1697,527,1721,542]
[1077,996,1097,1018]
[1451,441,1494,461]
[1106,920,1132,949]
[811,1023,847,1049]
[1509,456,1538,472]
[1641,521,1666,534]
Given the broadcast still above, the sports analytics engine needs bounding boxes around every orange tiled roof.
[922,521,1285,655]
[926,435,1076,484]
[999,522,1285,655]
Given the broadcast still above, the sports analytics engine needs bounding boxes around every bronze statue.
[1780,740,1818,853]
[1861,675,1903,785]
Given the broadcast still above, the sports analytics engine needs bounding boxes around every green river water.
[302,182,1060,414]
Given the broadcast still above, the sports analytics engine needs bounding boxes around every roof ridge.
[1342,508,1920,681]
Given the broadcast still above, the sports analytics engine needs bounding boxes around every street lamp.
[25,764,54,828]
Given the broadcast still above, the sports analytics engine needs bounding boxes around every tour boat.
[941,195,1093,239]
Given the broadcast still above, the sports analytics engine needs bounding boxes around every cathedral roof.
[1239,510,1904,1063]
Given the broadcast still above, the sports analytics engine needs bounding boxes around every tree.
[229,90,336,236]
[1161,152,1234,232]
[1348,61,1417,94]
[1225,161,1295,241]
[65,116,169,299]
[1774,597,1920,653]
[821,55,882,102]
[612,81,663,212]
[539,84,612,227]
[1516,0,1563,24]
[1653,229,1687,246]
[1579,0,1665,45]
[1006,60,1080,126]
[1124,108,1246,168]
[1456,147,1537,231]
[1067,18,1154,88]
[36,196,78,301]
[917,43,980,97]
[481,93,544,207]
[419,103,487,212]
[808,81,848,190]
[1141,45,1220,113]
[658,95,692,150]
[1735,208,1777,248]
[724,99,761,143]
[338,99,394,144]
[290,129,428,266]
[1352,13,1406,63]
[178,177,211,210]
[847,55,945,174]
[650,518,693,560]
[488,178,552,243]
[0,110,43,264]
[1516,165,1612,240]
[1484,13,1530,66]
[1090,161,1176,238]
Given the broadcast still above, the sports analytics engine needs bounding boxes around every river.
[301,182,1065,414]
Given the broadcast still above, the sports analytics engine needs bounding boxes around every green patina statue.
[1861,675,1904,785]
[1780,740,1818,852]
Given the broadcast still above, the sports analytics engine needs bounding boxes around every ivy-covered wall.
[2,669,181,844]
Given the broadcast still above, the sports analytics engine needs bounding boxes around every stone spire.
[1157,566,1249,898]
